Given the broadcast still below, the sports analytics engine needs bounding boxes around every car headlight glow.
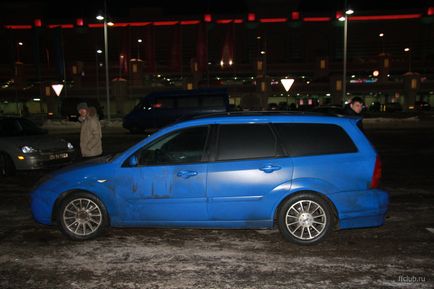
[21,145,37,154]
[67,142,74,150]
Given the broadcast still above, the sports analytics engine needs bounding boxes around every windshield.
[0,118,47,137]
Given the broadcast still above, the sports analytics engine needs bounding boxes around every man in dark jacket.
[344,96,363,116]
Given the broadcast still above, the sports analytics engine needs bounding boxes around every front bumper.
[30,178,63,225]
[328,188,389,229]
[15,150,76,170]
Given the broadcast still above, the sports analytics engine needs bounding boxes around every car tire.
[0,152,16,176]
[57,192,108,241]
[278,192,333,245]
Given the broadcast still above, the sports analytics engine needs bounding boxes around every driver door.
[115,125,210,224]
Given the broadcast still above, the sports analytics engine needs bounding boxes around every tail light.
[370,155,382,188]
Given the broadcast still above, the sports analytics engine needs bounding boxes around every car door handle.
[259,164,282,173]
[177,170,198,179]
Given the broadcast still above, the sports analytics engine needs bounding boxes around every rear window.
[274,123,357,157]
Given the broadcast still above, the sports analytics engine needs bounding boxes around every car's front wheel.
[278,192,333,245]
[57,192,108,240]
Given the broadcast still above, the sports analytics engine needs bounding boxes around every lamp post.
[379,33,385,54]
[16,42,23,62]
[404,48,411,72]
[339,8,354,102]
[137,38,142,60]
[96,49,102,102]
[97,1,111,122]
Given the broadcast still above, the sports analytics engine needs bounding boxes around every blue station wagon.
[31,112,388,245]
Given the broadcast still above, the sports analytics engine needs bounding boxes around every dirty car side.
[30,114,388,245]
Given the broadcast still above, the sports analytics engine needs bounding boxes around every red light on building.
[259,18,287,23]
[428,7,434,16]
[291,11,300,21]
[180,20,200,25]
[76,18,84,26]
[248,13,256,21]
[153,21,178,26]
[303,17,331,22]
[204,14,212,22]
[34,19,42,27]
[349,14,421,21]
[336,11,343,19]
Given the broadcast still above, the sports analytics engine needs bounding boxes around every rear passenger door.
[206,124,293,222]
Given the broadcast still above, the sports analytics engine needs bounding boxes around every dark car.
[122,88,230,133]
[414,101,431,111]
[311,105,346,116]
[384,102,403,112]
[0,117,76,176]
[31,112,388,245]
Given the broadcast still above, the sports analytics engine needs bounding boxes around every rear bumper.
[328,188,389,229]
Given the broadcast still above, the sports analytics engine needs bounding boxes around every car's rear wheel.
[57,192,108,240]
[278,192,333,245]
[0,152,16,176]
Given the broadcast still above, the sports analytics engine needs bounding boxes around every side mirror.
[128,155,138,167]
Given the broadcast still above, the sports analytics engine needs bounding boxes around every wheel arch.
[51,189,111,226]
[273,190,339,229]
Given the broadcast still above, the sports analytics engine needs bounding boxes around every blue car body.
[31,113,388,242]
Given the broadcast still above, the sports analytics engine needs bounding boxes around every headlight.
[67,142,74,150]
[21,145,37,153]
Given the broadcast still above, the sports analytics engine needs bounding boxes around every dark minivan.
[122,88,230,133]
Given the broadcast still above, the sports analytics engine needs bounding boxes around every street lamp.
[339,8,354,102]
[16,42,23,62]
[379,33,385,54]
[96,49,103,102]
[96,2,111,122]
[404,48,411,72]
[137,39,142,60]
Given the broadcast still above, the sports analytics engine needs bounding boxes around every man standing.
[344,96,364,116]
[77,102,103,158]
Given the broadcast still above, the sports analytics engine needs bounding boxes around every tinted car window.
[275,123,357,157]
[0,118,46,137]
[201,95,225,107]
[217,124,277,161]
[0,119,21,137]
[177,96,200,108]
[19,118,47,135]
[136,126,209,165]
[155,97,175,109]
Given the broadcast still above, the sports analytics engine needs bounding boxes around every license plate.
[49,153,69,160]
